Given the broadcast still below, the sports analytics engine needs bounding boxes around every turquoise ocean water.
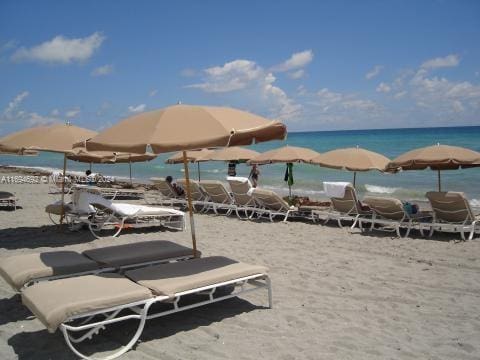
[1,126,479,206]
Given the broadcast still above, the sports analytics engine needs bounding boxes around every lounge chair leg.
[350,215,360,230]
[266,276,273,309]
[61,300,154,360]
[468,221,477,240]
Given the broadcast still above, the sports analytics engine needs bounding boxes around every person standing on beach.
[228,161,237,177]
[249,164,260,187]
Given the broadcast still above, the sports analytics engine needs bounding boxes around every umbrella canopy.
[68,148,156,164]
[86,104,287,153]
[0,123,98,221]
[199,146,260,162]
[310,147,390,187]
[385,144,480,171]
[247,145,320,165]
[310,147,390,171]
[84,104,287,256]
[165,149,214,164]
[0,123,97,154]
[385,144,480,191]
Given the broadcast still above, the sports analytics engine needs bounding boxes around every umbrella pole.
[353,172,356,188]
[197,162,201,181]
[438,170,441,192]
[60,153,67,224]
[289,184,292,199]
[129,162,132,184]
[183,151,198,257]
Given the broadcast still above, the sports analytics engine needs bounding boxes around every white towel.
[226,176,250,184]
[323,182,351,198]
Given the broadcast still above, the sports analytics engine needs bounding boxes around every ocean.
[1,126,480,206]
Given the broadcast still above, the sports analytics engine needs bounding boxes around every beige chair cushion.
[363,196,405,220]
[45,202,73,215]
[22,273,152,333]
[0,251,100,291]
[126,256,268,299]
[83,240,198,268]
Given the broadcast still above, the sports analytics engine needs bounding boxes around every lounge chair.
[177,178,212,212]
[323,182,372,230]
[0,191,17,210]
[77,190,186,238]
[77,184,145,200]
[250,188,307,222]
[199,180,237,215]
[146,177,186,206]
[21,256,272,359]
[363,197,431,238]
[425,191,480,240]
[0,240,199,291]
[227,176,260,219]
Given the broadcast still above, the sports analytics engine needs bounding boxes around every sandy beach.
[1,170,480,360]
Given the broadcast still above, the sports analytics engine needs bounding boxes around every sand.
[0,170,479,360]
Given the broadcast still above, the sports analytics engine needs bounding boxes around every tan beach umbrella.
[85,104,287,255]
[248,145,320,198]
[68,148,157,183]
[165,148,214,181]
[310,147,390,187]
[0,123,98,220]
[385,144,480,191]
[248,145,320,165]
[199,146,260,162]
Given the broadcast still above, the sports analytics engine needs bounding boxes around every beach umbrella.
[199,146,260,162]
[0,149,38,156]
[68,148,157,184]
[0,123,97,220]
[165,148,214,181]
[310,147,391,187]
[385,144,480,191]
[85,104,287,256]
[248,145,320,199]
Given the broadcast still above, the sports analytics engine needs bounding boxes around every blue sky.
[1,0,479,136]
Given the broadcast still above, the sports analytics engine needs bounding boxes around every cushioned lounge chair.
[0,191,17,210]
[0,240,199,291]
[363,197,431,238]
[324,183,372,230]
[425,191,480,240]
[68,190,185,238]
[199,180,237,215]
[73,184,145,200]
[177,179,212,212]
[146,177,187,206]
[227,177,260,219]
[250,188,307,222]
[22,256,272,359]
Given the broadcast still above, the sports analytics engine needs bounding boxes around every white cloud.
[393,91,407,99]
[186,60,264,93]
[12,32,105,64]
[288,69,305,79]
[0,40,17,53]
[65,107,80,118]
[91,64,113,76]
[376,82,391,93]
[51,109,60,116]
[27,112,59,126]
[149,89,158,97]
[128,104,146,113]
[365,65,383,80]
[186,59,302,121]
[271,50,313,72]
[3,91,29,119]
[315,88,381,113]
[421,54,460,70]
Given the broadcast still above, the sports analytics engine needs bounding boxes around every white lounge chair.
[77,190,186,238]
[146,177,187,206]
[0,191,17,210]
[363,197,431,238]
[323,182,372,230]
[21,256,272,360]
[250,188,307,222]
[0,240,199,291]
[177,178,212,212]
[199,180,237,215]
[425,191,480,240]
[227,177,260,219]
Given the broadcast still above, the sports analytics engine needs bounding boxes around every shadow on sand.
[8,297,266,359]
